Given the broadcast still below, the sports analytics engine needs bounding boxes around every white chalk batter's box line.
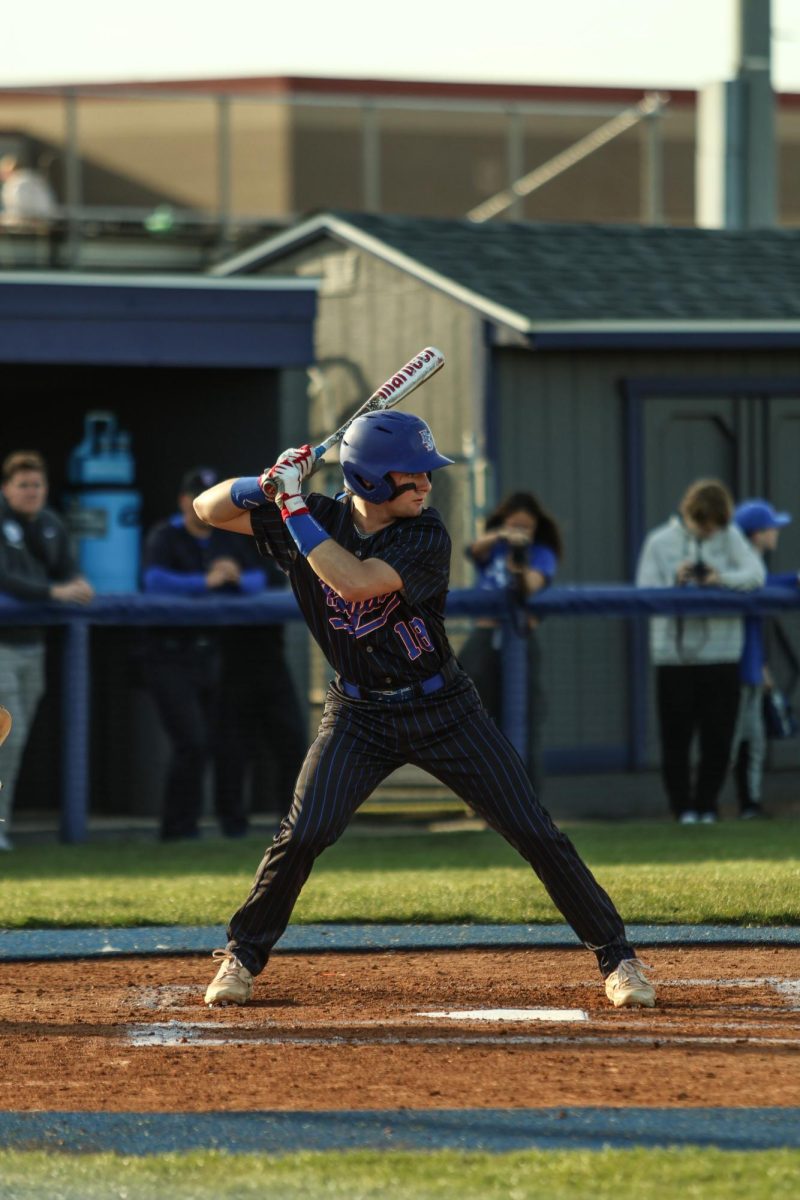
[124,1021,800,1049]
[132,978,800,1016]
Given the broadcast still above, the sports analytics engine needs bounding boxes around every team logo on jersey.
[321,581,401,637]
[2,520,23,545]
[418,427,434,451]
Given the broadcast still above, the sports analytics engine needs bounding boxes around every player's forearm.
[307,538,401,602]
[193,479,261,530]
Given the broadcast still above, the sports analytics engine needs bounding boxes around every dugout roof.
[0,273,317,366]
[213,211,800,348]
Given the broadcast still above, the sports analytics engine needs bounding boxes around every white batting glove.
[260,460,304,506]
[272,445,316,483]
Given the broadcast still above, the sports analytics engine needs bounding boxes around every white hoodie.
[635,516,766,665]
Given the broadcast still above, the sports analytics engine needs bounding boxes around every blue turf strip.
[1,1109,798,1153]
[2,923,799,961]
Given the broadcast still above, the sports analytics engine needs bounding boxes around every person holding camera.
[636,479,765,824]
[459,492,562,794]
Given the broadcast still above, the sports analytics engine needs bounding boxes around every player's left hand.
[272,445,315,483]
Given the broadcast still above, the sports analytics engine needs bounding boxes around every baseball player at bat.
[194,408,655,1010]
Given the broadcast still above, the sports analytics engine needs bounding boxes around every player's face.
[386,471,432,517]
[2,469,47,517]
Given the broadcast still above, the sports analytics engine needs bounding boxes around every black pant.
[656,663,741,818]
[226,672,634,979]
[144,641,222,839]
[217,631,308,830]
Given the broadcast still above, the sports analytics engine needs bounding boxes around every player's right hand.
[50,578,95,605]
[261,460,304,503]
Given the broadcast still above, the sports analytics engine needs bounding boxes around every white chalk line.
[416,1008,589,1023]
[125,1021,800,1050]
[131,977,800,1014]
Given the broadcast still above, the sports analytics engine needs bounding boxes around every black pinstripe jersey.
[249,494,452,689]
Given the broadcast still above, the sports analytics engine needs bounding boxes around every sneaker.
[605,958,656,1009]
[204,949,254,1007]
[678,810,699,825]
[698,812,717,824]
[740,804,769,820]
[0,831,12,852]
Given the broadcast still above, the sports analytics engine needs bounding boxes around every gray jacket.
[635,516,765,664]
[0,500,77,644]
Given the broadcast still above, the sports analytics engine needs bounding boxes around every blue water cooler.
[66,412,142,593]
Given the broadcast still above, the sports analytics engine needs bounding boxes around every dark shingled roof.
[326,212,800,324]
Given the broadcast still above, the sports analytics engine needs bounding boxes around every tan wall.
[11,89,800,227]
[0,91,696,225]
[10,89,800,226]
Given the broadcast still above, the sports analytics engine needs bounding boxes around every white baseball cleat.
[605,958,656,1008]
[205,950,254,1007]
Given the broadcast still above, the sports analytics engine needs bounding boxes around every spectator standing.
[731,499,796,820]
[0,451,94,850]
[142,467,304,840]
[0,154,58,224]
[458,492,562,793]
[636,479,765,824]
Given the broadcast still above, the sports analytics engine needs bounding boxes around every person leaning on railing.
[731,499,799,821]
[458,491,562,796]
[635,478,765,826]
[0,450,94,850]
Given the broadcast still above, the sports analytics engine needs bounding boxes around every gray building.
[215,212,800,809]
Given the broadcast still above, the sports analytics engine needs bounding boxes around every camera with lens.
[510,543,528,568]
[687,561,711,584]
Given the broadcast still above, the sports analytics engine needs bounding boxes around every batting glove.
[276,492,311,522]
[259,460,297,500]
[273,445,316,482]
[260,462,309,520]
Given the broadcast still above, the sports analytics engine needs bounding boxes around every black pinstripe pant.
[226,672,634,977]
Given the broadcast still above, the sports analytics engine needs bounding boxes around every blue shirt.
[470,540,558,591]
[739,570,799,684]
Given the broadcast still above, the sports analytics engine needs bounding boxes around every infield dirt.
[1,946,798,1111]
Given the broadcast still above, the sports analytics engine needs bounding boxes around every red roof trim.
[3,74,800,109]
[0,74,696,105]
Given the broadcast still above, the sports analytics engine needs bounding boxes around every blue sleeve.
[530,544,557,580]
[142,566,208,596]
[238,569,267,596]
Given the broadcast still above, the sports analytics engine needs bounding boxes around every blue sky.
[6,0,800,91]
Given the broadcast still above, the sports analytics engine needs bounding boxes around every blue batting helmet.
[340,411,454,503]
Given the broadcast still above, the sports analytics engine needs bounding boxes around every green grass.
[0,819,798,929]
[1,1148,799,1200]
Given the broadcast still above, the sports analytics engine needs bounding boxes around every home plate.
[416,1008,588,1023]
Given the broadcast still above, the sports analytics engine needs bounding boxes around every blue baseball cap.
[734,499,792,534]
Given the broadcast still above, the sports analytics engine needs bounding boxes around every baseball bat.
[310,345,445,466]
[262,347,445,499]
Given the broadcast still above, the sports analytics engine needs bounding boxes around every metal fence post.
[60,620,90,843]
[63,88,82,268]
[500,599,528,759]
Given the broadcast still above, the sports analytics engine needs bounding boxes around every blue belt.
[339,667,450,704]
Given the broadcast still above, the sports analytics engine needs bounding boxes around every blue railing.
[2,585,799,842]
